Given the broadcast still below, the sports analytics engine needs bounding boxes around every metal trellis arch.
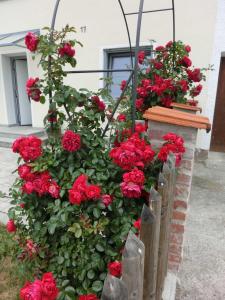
[49,0,176,135]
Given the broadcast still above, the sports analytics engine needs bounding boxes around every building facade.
[0,0,224,151]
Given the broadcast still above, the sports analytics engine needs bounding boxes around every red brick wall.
[148,121,197,273]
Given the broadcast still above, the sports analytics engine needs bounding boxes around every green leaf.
[87,269,95,279]
[57,256,64,264]
[92,280,103,292]
[75,228,82,238]
[62,280,70,287]
[95,244,104,252]
[93,207,101,219]
[48,223,57,235]
[65,286,75,297]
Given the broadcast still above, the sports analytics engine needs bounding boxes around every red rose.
[26,77,41,102]
[138,51,145,64]
[69,190,83,205]
[22,181,34,194]
[15,136,42,162]
[133,218,141,231]
[48,181,60,199]
[25,32,39,52]
[62,130,81,152]
[187,68,202,82]
[117,114,126,122]
[108,261,122,277]
[79,295,99,300]
[155,45,165,52]
[153,61,163,70]
[123,168,145,186]
[85,185,101,200]
[160,96,173,108]
[120,181,142,198]
[190,84,203,97]
[6,219,16,233]
[180,56,192,67]
[135,123,147,133]
[41,272,59,300]
[91,96,106,111]
[58,42,75,57]
[18,164,35,181]
[102,194,113,207]
[177,80,189,92]
[166,41,173,48]
[20,203,25,209]
[185,45,191,53]
[135,98,144,111]
[120,80,127,91]
[20,280,42,300]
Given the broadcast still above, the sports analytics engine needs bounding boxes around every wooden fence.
[101,153,176,300]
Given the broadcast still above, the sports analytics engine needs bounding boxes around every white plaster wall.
[197,0,225,150]
[0,0,219,147]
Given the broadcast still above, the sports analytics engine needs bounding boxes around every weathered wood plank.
[101,274,128,300]
[122,231,145,300]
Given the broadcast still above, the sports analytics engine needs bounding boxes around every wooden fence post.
[156,154,176,300]
[122,231,145,300]
[155,172,168,300]
[101,274,128,300]
[140,189,162,300]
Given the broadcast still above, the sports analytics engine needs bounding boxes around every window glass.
[106,48,152,99]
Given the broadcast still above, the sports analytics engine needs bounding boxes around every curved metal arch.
[48,0,176,135]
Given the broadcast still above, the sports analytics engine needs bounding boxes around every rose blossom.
[18,164,35,181]
[185,45,191,52]
[48,181,60,199]
[190,84,203,97]
[138,51,145,64]
[25,32,39,52]
[180,56,192,67]
[108,261,122,277]
[135,98,144,111]
[26,77,41,102]
[155,45,165,52]
[102,194,113,207]
[133,218,141,231]
[123,168,145,186]
[62,130,81,152]
[120,80,127,91]
[117,114,126,122]
[22,181,34,194]
[91,95,106,111]
[187,68,202,82]
[120,181,142,198]
[41,272,59,300]
[58,42,75,57]
[69,190,83,205]
[6,219,16,233]
[20,280,42,300]
[85,185,101,200]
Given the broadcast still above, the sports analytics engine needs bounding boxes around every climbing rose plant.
[7,26,186,300]
[118,40,212,119]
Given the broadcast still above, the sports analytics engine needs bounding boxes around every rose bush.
[7,26,186,299]
[118,40,212,119]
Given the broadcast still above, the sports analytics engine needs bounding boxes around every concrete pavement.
[176,152,225,299]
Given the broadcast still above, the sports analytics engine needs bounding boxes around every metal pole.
[131,0,145,132]
[117,0,134,70]
[51,0,61,31]
[102,71,134,137]
[172,0,176,70]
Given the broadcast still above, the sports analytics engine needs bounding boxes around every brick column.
[143,106,211,274]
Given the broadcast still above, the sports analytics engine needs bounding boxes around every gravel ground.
[176,152,225,300]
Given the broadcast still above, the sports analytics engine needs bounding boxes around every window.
[105,46,152,99]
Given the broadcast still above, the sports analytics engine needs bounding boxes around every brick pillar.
[143,106,211,274]
[148,121,197,273]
